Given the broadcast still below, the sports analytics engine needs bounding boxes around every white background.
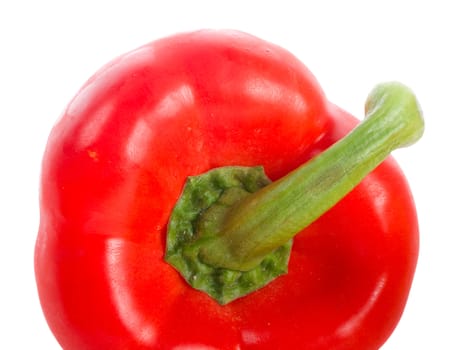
[1,1,455,348]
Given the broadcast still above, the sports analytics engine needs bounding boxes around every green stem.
[198,82,424,271]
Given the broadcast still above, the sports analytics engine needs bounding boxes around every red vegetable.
[35,30,423,349]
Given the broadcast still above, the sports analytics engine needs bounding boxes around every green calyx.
[165,166,292,305]
[166,82,424,305]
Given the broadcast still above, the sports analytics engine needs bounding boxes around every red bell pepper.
[35,30,423,349]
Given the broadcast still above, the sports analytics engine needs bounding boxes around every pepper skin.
[35,30,419,349]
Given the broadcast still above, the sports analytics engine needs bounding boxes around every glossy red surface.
[35,30,418,349]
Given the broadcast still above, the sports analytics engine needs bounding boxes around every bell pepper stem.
[198,82,424,271]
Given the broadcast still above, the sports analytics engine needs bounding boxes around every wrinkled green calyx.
[165,166,292,305]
